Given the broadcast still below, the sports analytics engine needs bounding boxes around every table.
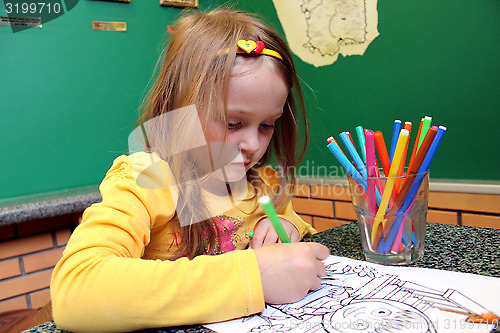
[22,222,500,333]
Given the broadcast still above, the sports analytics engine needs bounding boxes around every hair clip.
[236,39,283,60]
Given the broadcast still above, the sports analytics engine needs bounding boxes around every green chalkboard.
[224,0,500,181]
[1,0,499,204]
[0,0,218,202]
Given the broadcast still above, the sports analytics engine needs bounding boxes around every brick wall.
[0,214,80,313]
[292,183,500,232]
[1,185,499,314]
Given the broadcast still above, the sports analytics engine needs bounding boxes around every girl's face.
[206,57,289,182]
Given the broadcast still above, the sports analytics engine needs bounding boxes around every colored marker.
[389,120,402,162]
[346,132,356,148]
[390,217,407,253]
[365,130,377,223]
[371,129,409,246]
[400,126,446,213]
[368,134,385,195]
[374,131,391,177]
[363,130,384,199]
[341,131,384,204]
[327,136,345,155]
[385,126,438,221]
[383,126,438,239]
[440,308,500,325]
[344,132,359,172]
[407,117,424,171]
[327,138,367,190]
[340,132,367,177]
[327,137,363,179]
[258,196,290,243]
[393,121,412,201]
[327,138,381,206]
[417,116,432,151]
[381,126,447,253]
[356,125,367,164]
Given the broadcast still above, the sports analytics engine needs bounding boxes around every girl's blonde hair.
[140,7,309,258]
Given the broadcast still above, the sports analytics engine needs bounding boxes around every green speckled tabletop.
[23,222,500,333]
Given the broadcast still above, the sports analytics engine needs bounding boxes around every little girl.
[51,8,329,333]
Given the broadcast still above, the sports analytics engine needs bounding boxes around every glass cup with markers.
[348,169,430,265]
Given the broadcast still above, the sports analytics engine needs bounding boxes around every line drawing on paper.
[207,257,499,333]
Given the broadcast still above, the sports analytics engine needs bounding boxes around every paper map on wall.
[206,256,499,333]
[272,0,379,67]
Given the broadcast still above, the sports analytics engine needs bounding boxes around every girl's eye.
[227,122,242,130]
[260,123,275,130]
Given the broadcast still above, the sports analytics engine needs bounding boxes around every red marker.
[346,132,356,149]
[407,118,424,172]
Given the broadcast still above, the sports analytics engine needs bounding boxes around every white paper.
[206,255,499,333]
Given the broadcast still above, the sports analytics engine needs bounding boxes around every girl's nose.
[238,129,260,154]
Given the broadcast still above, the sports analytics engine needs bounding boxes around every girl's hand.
[253,242,330,304]
[250,217,300,248]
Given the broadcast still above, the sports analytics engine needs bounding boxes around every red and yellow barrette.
[236,39,283,60]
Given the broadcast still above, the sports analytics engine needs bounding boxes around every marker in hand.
[258,196,291,243]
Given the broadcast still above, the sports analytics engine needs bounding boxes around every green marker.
[258,196,291,243]
[417,116,432,151]
[355,125,367,164]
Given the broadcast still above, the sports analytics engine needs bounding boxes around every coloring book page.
[206,256,499,333]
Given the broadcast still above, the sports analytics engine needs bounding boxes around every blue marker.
[339,132,384,204]
[327,139,365,183]
[381,126,447,253]
[327,138,382,206]
[398,126,446,214]
[389,120,402,163]
[339,131,367,178]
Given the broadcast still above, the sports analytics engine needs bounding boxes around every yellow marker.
[371,129,410,246]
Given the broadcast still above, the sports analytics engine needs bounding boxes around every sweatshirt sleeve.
[50,155,264,333]
[257,166,317,239]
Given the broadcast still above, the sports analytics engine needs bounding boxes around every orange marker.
[466,312,500,324]
[439,308,500,325]
[374,131,391,177]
